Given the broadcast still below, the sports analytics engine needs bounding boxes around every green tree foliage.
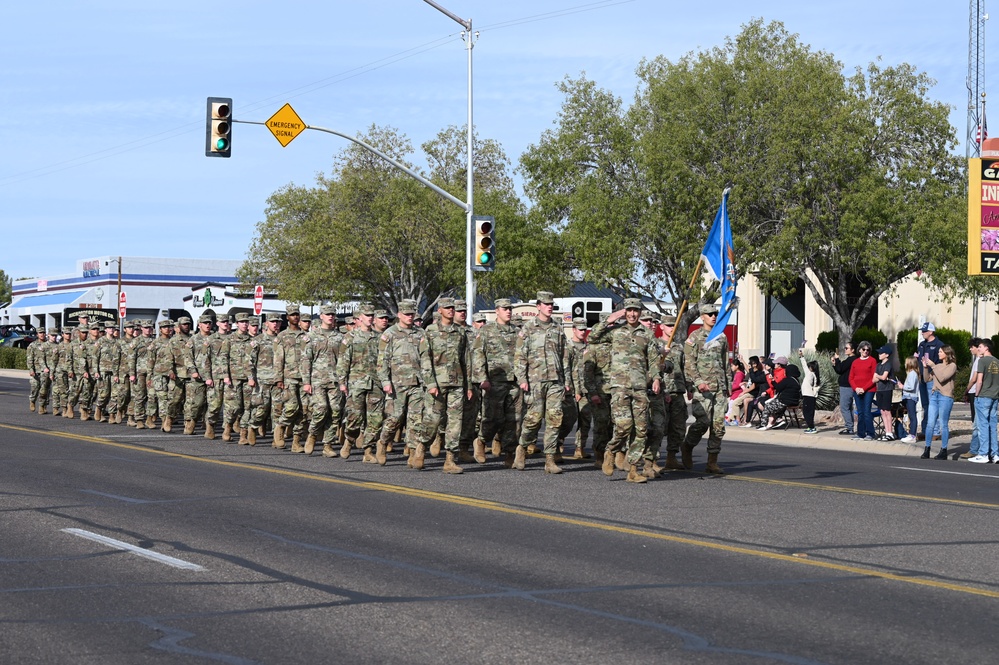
[239,125,568,315]
[521,20,965,340]
[0,269,12,306]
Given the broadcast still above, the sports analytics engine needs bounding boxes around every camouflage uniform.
[682,306,731,469]
[339,306,385,453]
[186,322,215,429]
[455,301,480,453]
[377,301,424,451]
[514,293,573,459]
[70,328,95,417]
[206,315,231,433]
[26,333,51,412]
[419,298,469,455]
[558,322,590,453]
[471,299,522,458]
[587,303,661,469]
[129,323,154,425]
[659,316,691,466]
[221,314,254,439]
[250,326,281,434]
[167,319,194,421]
[92,326,117,420]
[274,305,310,446]
[53,331,72,415]
[303,308,345,451]
[583,319,614,457]
[147,320,177,429]
[111,326,133,423]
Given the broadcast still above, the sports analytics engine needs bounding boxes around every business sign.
[63,307,117,327]
[968,158,999,274]
[82,259,101,278]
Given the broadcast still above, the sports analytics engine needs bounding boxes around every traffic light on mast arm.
[473,215,496,272]
[205,97,232,158]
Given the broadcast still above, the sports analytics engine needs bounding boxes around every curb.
[0,369,29,379]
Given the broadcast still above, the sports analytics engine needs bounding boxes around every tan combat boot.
[458,445,475,464]
[705,453,725,475]
[503,451,515,468]
[626,463,648,484]
[375,441,387,465]
[63,405,72,418]
[96,411,105,423]
[38,405,47,415]
[663,452,683,470]
[272,425,286,450]
[526,442,537,456]
[291,434,304,453]
[135,416,146,429]
[642,460,657,479]
[238,427,248,445]
[513,445,527,471]
[29,402,35,412]
[322,443,336,458]
[161,416,172,432]
[544,454,563,474]
[573,443,588,459]
[681,444,694,470]
[340,437,354,459]
[305,434,317,455]
[184,420,196,435]
[491,438,502,457]
[430,433,443,458]
[247,428,256,446]
[472,438,486,464]
[362,447,378,464]
[442,451,464,474]
[222,423,232,441]
[602,448,616,476]
[146,415,156,429]
[127,416,136,427]
[205,424,216,440]
[614,451,627,471]
[411,443,426,470]
[80,408,91,422]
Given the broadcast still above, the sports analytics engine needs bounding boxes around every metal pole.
[116,256,122,333]
[465,23,475,311]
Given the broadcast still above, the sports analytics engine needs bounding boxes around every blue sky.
[0,1,973,282]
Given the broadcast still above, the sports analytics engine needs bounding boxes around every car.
[0,324,38,349]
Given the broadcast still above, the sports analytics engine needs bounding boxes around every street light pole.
[423,0,476,311]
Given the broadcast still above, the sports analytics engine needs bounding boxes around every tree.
[521,20,966,345]
[0,269,11,306]
[239,125,568,315]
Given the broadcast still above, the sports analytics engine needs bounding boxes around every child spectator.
[800,356,820,434]
[726,358,746,425]
[901,356,920,446]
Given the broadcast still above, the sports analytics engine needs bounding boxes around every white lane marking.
[61,528,205,571]
[79,489,150,503]
[891,466,999,479]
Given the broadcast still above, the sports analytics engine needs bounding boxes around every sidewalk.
[727,406,976,458]
[0,369,29,379]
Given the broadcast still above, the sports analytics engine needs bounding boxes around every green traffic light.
[216,138,229,151]
[479,252,493,264]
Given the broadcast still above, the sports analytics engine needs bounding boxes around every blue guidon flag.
[700,188,737,344]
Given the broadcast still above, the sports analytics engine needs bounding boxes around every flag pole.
[665,256,704,348]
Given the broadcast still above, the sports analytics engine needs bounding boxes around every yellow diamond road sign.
[266,103,306,147]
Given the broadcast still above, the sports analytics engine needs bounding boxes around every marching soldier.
[205,314,231,439]
[455,299,481,463]
[471,298,521,468]
[130,321,155,428]
[589,300,661,483]
[52,328,72,417]
[337,304,385,463]
[377,299,424,467]
[559,317,589,458]
[167,317,194,430]
[583,312,613,466]
[110,323,134,424]
[250,316,282,446]
[303,305,345,456]
[418,298,469,473]
[514,291,573,474]
[274,304,308,451]
[639,311,668,477]
[220,313,254,443]
[91,322,117,422]
[147,320,176,432]
[184,315,215,436]
[659,314,692,470]
[26,328,50,413]
[68,325,92,419]
[682,303,731,474]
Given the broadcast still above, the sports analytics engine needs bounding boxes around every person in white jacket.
[800,355,820,434]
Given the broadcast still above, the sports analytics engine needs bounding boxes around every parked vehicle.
[0,324,37,348]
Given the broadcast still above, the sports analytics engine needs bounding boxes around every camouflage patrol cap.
[198,314,214,324]
[494,298,512,309]
[512,314,524,326]
[320,304,337,315]
[661,314,677,326]
[177,316,193,326]
[438,297,455,309]
[398,300,418,314]
[623,298,642,310]
[248,316,261,326]
[639,310,656,321]
[36,327,47,334]
[536,291,555,304]
[572,317,588,330]
[700,303,720,315]
[158,319,174,328]
[598,312,610,322]
[286,304,301,315]
[338,325,349,334]
[454,299,467,312]
[141,319,154,328]
[104,321,116,329]
[50,327,62,334]
[234,312,250,322]
[357,303,376,316]
[89,322,102,330]
[216,313,230,323]
[473,312,488,323]
[373,309,389,319]
[345,316,354,325]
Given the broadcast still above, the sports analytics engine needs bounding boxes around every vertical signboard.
[970,158,999,274]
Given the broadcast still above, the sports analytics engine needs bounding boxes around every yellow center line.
[4,421,999,600]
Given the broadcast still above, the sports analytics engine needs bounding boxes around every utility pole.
[969,0,989,335]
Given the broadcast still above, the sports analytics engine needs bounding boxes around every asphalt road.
[1,376,997,665]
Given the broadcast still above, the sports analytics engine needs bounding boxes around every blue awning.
[10,290,89,308]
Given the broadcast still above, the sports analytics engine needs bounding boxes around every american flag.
[978,111,988,145]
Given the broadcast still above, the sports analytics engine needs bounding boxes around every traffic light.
[205,97,232,158]
[473,215,495,272]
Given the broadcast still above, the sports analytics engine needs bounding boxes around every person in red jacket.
[849,341,878,440]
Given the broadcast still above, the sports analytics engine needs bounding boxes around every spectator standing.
[832,342,858,435]
[849,341,877,441]
[873,345,896,441]
[900,356,920,445]
[915,322,944,440]
[922,345,957,460]
[960,338,983,460]
[800,357,820,434]
[970,339,999,464]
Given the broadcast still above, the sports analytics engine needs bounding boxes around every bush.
[935,327,972,368]
[896,328,919,359]
[852,326,887,351]
[815,330,839,353]
[0,347,28,369]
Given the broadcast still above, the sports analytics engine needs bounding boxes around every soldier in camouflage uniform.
[658,314,692,471]
[418,297,469,473]
[337,304,385,463]
[274,304,309,451]
[682,303,731,474]
[377,299,424,467]
[130,321,155,428]
[303,305,345,456]
[110,323,134,424]
[471,298,522,468]
[583,312,613,466]
[52,329,72,416]
[147,320,176,431]
[68,325,92,419]
[205,314,230,439]
[90,323,116,422]
[219,313,254,443]
[26,329,50,413]
[81,324,104,420]
[454,300,481,464]
[183,315,215,436]
[638,311,668,477]
[558,318,589,458]
[589,300,661,483]
[514,291,574,474]
[250,317,282,444]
